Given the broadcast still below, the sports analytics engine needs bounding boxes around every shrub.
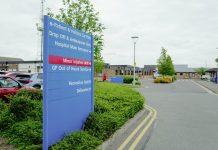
[2,82,144,150]
[8,120,42,149]
[9,96,37,121]
[0,94,42,149]
[50,82,144,149]
[0,100,6,110]
[94,98,112,113]
[135,81,141,85]
[0,108,16,131]
[154,78,161,83]
[154,76,174,83]
[16,90,42,101]
[51,131,101,150]
[123,75,138,84]
[84,112,126,140]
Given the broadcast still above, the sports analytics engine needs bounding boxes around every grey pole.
[131,36,139,85]
[40,0,44,73]
[133,41,136,85]
[216,48,218,84]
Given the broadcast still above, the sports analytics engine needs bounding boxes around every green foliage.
[0,91,42,149]
[0,100,6,110]
[154,76,174,83]
[47,0,105,62]
[215,58,218,63]
[157,47,175,76]
[51,131,101,150]
[94,60,104,73]
[8,120,42,150]
[122,75,139,84]
[94,99,112,113]
[1,82,144,150]
[135,81,141,85]
[16,90,42,101]
[51,82,144,149]
[0,105,16,131]
[9,96,36,121]
[196,67,206,76]
[83,82,144,140]
[84,112,125,140]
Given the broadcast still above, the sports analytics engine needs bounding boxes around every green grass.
[0,82,144,150]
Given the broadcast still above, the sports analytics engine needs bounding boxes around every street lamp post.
[36,0,45,73]
[216,48,218,84]
[131,36,139,85]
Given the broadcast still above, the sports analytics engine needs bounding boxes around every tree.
[215,58,218,64]
[47,0,105,63]
[94,60,104,74]
[166,55,175,76]
[196,67,206,77]
[157,47,175,76]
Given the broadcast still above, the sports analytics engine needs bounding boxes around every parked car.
[0,76,33,101]
[5,72,22,79]
[25,73,43,89]
[0,71,10,76]
[14,73,32,84]
[13,73,42,89]
[201,75,211,81]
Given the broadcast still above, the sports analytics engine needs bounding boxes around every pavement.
[0,138,15,150]
[137,79,218,150]
[194,80,218,94]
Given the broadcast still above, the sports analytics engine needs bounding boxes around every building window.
[180,73,183,76]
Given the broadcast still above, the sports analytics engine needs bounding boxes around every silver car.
[25,73,43,89]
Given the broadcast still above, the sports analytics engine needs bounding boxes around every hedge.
[52,82,144,149]
[154,76,175,83]
[122,75,139,84]
[0,82,144,150]
[0,90,42,149]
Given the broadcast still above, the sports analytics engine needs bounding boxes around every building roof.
[109,65,142,71]
[174,65,196,73]
[206,68,218,72]
[144,65,157,71]
[0,56,23,62]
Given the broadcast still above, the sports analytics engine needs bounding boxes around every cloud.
[0,0,218,68]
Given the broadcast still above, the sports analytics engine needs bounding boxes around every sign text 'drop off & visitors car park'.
[43,16,94,150]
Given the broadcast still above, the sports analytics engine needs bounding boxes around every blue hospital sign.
[43,16,94,149]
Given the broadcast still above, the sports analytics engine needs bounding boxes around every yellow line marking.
[117,106,153,150]
[129,106,157,149]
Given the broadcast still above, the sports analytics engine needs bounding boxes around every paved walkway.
[0,138,15,150]
[194,80,218,94]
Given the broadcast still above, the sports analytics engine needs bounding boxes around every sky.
[0,0,218,68]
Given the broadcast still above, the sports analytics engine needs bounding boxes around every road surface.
[137,79,218,150]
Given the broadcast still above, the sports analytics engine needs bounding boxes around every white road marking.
[191,80,218,96]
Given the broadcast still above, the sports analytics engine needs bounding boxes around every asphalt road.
[137,79,218,150]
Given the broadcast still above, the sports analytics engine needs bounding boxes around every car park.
[14,73,32,84]
[0,76,33,101]
[25,73,43,89]
[201,75,211,81]
[5,72,22,79]
[0,71,10,76]
[13,73,43,89]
